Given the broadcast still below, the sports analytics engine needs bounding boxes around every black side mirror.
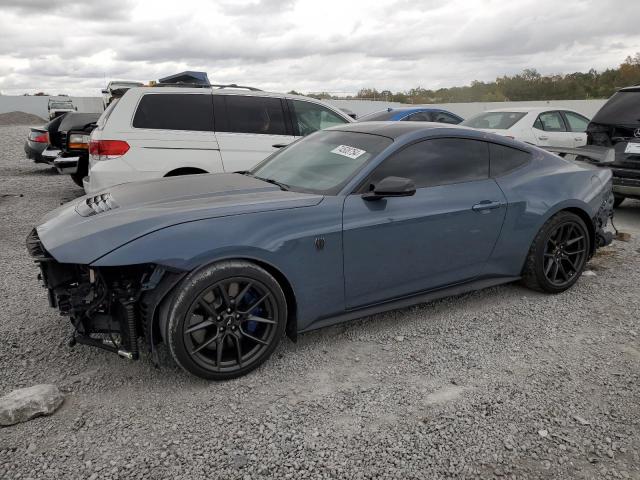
[362,176,416,201]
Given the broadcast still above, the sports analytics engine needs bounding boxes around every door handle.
[574,137,583,141]
[272,143,288,148]
[472,200,502,212]
[538,136,548,141]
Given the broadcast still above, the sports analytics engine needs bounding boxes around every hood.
[37,173,323,264]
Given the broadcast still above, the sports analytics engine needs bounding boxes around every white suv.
[85,86,353,193]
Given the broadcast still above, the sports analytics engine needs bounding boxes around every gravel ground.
[1,124,639,479]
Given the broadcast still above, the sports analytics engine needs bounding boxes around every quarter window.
[368,138,489,189]
[290,100,347,136]
[223,95,287,135]
[132,94,213,131]
[404,112,431,121]
[489,143,530,177]
[535,111,566,132]
[563,111,589,132]
[432,112,462,124]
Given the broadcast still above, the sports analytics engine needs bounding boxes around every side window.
[290,100,347,136]
[404,112,431,122]
[132,94,213,131]
[535,111,566,132]
[223,95,287,135]
[563,111,589,132]
[433,112,462,124]
[489,143,530,177]
[368,138,489,189]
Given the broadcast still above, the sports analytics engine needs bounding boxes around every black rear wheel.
[165,261,287,380]
[522,212,590,293]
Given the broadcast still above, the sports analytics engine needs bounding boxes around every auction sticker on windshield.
[331,145,367,159]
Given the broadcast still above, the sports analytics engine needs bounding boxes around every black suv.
[587,85,640,207]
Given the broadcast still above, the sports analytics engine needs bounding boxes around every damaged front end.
[593,180,616,249]
[26,228,183,362]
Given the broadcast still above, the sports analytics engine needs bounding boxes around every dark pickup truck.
[587,85,640,207]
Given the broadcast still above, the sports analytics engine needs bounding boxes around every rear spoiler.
[544,145,615,165]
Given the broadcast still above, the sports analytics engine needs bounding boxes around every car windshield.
[50,102,73,109]
[250,130,392,195]
[462,111,526,129]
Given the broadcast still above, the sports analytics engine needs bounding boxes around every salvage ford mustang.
[27,122,615,380]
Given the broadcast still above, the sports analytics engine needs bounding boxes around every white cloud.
[0,0,638,96]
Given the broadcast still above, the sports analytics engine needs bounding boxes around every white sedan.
[461,107,590,148]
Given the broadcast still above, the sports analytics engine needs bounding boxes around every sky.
[0,0,639,96]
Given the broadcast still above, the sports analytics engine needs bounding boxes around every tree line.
[298,54,640,104]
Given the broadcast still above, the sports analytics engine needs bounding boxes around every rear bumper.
[611,171,640,198]
[54,156,80,175]
[41,147,61,165]
[24,141,47,163]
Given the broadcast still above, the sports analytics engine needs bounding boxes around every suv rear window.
[592,90,640,125]
[132,94,213,131]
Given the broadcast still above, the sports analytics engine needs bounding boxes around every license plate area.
[624,142,640,154]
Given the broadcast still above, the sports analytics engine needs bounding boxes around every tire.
[613,195,625,208]
[71,158,88,187]
[71,172,84,187]
[522,211,590,293]
[165,261,287,380]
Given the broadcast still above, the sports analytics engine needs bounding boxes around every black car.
[47,112,100,186]
[587,85,640,207]
[24,126,49,163]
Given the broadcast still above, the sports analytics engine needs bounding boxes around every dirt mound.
[0,111,46,126]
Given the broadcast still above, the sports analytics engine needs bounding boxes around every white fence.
[0,96,104,119]
[0,95,608,121]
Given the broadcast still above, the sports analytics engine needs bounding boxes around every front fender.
[91,200,346,328]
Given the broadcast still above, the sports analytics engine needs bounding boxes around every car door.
[213,95,297,172]
[342,137,507,308]
[125,92,223,175]
[531,111,574,148]
[561,111,590,147]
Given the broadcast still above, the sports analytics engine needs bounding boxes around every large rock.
[0,384,64,426]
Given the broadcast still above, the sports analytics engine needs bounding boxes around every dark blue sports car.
[358,107,463,124]
[28,122,614,380]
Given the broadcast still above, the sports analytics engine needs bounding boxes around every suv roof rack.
[210,83,262,91]
[152,82,211,89]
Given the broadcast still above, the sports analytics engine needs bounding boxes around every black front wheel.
[522,211,590,293]
[165,261,287,380]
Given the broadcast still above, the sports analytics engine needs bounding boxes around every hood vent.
[76,193,119,217]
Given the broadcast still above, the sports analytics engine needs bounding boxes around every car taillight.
[88,140,129,160]
[68,133,91,150]
[33,132,48,143]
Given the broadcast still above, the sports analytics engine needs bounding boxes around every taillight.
[88,140,130,160]
[68,133,91,150]
[33,132,48,143]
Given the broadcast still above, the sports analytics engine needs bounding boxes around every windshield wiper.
[252,175,290,191]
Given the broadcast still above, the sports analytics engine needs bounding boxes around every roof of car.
[326,120,466,139]
[360,106,461,118]
[125,86,316,100]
